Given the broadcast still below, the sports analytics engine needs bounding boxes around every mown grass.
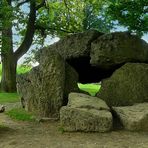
[17,65,31,74]
[6,108,35,121]
[0,93,20,103]
[78,83,101,96]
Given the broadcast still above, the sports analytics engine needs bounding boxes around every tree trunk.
[1,54,17,92]
[1,22,17,92]
[0,0,17,92]
[0,0,36,92]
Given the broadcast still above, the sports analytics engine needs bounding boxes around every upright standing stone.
[17,51,65,118]
[97,63,148,106]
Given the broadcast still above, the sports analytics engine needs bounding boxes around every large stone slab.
[37,30,103,60]
[60,107,112,132]
[35,30,107,84]
[97,63,148,106]
[90,32,148,69]
[17,51,65,118]
[113,103,148,131]
[68,93,110,111]
[60,93,112,132]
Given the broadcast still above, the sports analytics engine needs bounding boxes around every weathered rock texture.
[90,32,148,69]
[60,93,112,132]
[64,63,79,105]
[17,51,65,117]
[36,30,107,83]
[17,30,148,121]
[0,105,5,113]
[37,30,103,60]
[113,103,148,131]
[17,51,79,118]
[97,63,148,106]
[68,93,110,110]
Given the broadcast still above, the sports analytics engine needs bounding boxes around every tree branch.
[14,1,36,60]
[35,24,75,34]
[36,0,46,10]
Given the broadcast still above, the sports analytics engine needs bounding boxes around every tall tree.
[0,0,110,92]
[1,0,39,92]
[106,0,148,36]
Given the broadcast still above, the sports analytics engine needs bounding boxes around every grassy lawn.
[17,65,32,74]
[78,83,101,96]
[0,93,20,103]
[6,108,35,121]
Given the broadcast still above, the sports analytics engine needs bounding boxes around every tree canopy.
[106,0,148,36]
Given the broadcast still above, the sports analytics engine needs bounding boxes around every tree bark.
[1,6,17,92]
[1,0,36,92]
[1,52,17,92]
[14,0,36,60]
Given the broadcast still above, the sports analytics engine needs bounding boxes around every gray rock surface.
[68,92,110,111]
[17,51,65,118]
[37,30,103,60]
[17,50,79,118]
[90,32,148,69]
[60,93,112,132]
[0,105,5,113]
[64,64,79,101]
[113,103,148,131]
[97,63,148,106]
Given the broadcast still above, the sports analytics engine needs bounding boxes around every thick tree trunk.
[0,0,17,92]
[0,0,37,92]
[1,55,17,92]
[1,21,17,92]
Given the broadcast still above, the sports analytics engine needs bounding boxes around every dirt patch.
[0,103,148,148]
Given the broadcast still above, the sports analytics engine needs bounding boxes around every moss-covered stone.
[90,32,148,69]
[97,63,148,106]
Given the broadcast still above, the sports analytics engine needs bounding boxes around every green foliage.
[36,0,112,37]
[6,108,35,121]
[0,0,13,29]
[0,93,19,103]
[106,0,148,36]
[78,83,101,96]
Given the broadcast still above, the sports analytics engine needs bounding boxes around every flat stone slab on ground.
[60,93,112,132]
[68,92,110,111]
[113,103,148,131]
[60,106,112,132]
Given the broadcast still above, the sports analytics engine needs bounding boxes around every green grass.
[6,108,35,121]
[17,65,31,74]
[78,83,101,96]
[0,93,20,103]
